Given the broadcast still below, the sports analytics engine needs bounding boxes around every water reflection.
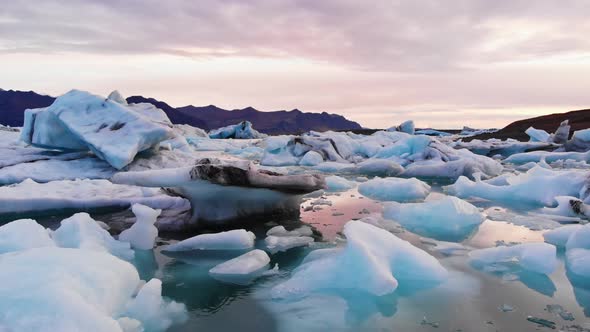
[566,269,590,317]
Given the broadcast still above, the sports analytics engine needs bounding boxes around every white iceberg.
[265,235,314,254]
[21,90,175,169]
[0,219,55,254]
[118,204,160,250]
[0,247,186,332]
[469,243,557,275]
[51,212,134,260]
[358,177,430,202]
[382,195,484,241]
[544,225,584,248]
[208,121,265,139]
[163,229,255,252]
[325,175,356,192]
[271,220,447,299]
[209,249,271,279]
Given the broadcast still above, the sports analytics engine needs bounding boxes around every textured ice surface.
[544,225,584,247]
[446,166,588,206]
[525,127,550,142]
[358,177,430,202]
[0,219,55,254]
[265,235,314,254]
[51,212,134,260]
[0,247,186,332]
[22,90,174,169]
[325,175,356,192]
[469,243,557,275]
[209,121,265,139]
[209,249,270,277]
[118,204,160,250]
[163,229,256,251]
[383,196,484,241]
[271,220,447,299]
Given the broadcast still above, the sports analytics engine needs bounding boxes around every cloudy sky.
[1,0,589,129]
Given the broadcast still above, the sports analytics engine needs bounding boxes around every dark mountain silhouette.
[0,89,56,126]
[466,109,590,141]
[0,89,362,134]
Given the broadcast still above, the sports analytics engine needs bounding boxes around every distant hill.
[466,109,590,141]
[0,89,362,134]
[0,89,55,126]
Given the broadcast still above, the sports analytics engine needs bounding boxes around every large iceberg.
[0,247,186,332]
[112,158,325,225]
[21,90,175,169]
[382,195,484,241]
[271,220,447,299]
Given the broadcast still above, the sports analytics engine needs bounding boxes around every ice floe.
[162,229,256,252]
[118,204,160,250]
[271,220,447,299]
[209,249,271,282]
[358,177,430,202]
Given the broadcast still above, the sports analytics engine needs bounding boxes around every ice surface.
[387,120,415,135]
[0,219,55,254]
[265,235,314,254]
[266,225,313,237]
[383,196,484,241]
[356,159,404,176]
[469,243,557,274]
[51,212,134,260]
[565,128,590,152]
[541,196,589,219]
[163,229,255,251]
[566,248,590,277]
[0,179,190,221]
[118,204,160,250]
[358,177,430,202]
[325,175,356,192]
[209,121,265,139]
[299,150,324,166]
[565,223,590,251]
[21,90,174,169]
[209,249,270,277]
[525,127,550,142]
[544,225,584,247]
[446,166,589,206]
[271,220,447,298]
[0,247,186,332]
[552,120,570,144]
[504,150,590,165]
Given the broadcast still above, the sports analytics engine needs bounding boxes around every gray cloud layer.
[2,0,589,71]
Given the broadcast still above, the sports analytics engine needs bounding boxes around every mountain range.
[0,89,362,134]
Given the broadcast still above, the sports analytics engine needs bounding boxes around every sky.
[1,0,590,129]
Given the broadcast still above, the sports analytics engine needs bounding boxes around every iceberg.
[51,212,134,260]
[265,235,314,254]
[525,127,550,143]
[209,121,265,139]
[118,204,160,250]
[325,175,356,192]
[0,247,185,332]
[21,90,175,169]
[445,166,589,206]
[0,219,55,254]
[271,220,447,299]
[162,229,255,252]
[565,128,590,152]
[112,158,325,225]
[209,249,271,282]
[358,177,430,202]
[544,225,584,248]
[382,196,484,241]
[469,243,557,275]
[299,150,324,166]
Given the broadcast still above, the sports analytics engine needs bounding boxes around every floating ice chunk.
[118,204,161,250]
[541,196,589,219]
[551,120,570,144]
[325,175,356,192]
[469,243,557,275]
[356,159,404,176]
[266,225,313,237]
[265,235,314,254]
[271,220,447,299]
[420,237,468,256]
[388,120,415,135]
[383,196,484,241]
[299,151,324,166]
[209,249,271,281]
[163,229,255,252]
[565,128,590,152]
[0,219,55,254]
[313,161,357,173]
[446,166,589,206]
[209,121,265,139]
[565,223,590,251]
[358,177,430,202]
[107,90,128,105]
[526,127,550,142]
[504,150,590,165]
[0,247,185,332]
[123,278,187,331]
[51,212,134,260]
